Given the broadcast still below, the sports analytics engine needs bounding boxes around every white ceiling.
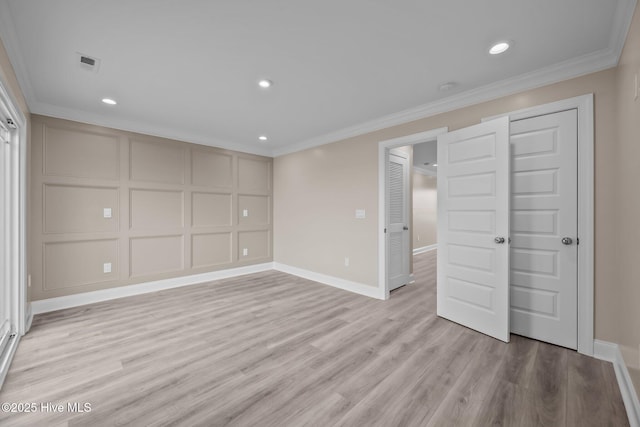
[413,141,437,176]
[0,0,635,157]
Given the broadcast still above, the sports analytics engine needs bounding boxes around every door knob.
[561,237,573,245]
[494,237,505,244]
[403,226,409,231]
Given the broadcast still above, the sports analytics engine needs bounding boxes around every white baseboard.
[413,244,437,255]
[24,306,33,333]
[620,344,640,371]
[594,339,640,427]
[31,263,274,315]
[0,333,19,390]
[273,262,385,300]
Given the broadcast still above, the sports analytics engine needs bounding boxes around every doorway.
[379,94,594,356]
[378,127,448,299]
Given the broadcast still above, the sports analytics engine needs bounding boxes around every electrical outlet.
[103,262,112,273]
[243,248,248,256]
[243,209,249,217]
[344,257,349,267]
[103,207,112,218]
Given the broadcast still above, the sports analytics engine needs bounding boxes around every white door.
[387,148,410,291]
[0,122,10,357]
[437,117,511,342]
[510,110,578,349]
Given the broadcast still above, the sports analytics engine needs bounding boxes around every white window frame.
[0,74,28,388]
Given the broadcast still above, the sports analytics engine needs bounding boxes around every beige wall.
[274,68,618,343]
[615,5,640,376]
[412,172,437,249]
[30,115,272,301]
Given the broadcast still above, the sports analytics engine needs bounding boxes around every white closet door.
[437,117,511,342]
[510,109,578,349]
[0,123,9,357]
[387,149,410,290]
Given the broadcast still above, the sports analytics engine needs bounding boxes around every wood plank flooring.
[0,251,629,426]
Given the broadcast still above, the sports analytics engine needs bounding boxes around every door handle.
[561,237,573,245]
[403,226,409,231]
[494,237,505,244]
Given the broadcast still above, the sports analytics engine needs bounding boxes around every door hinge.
[384,228,387,234]
[577,237,580,245]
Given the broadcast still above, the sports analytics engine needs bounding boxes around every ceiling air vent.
[76,52,101,73]
[80,56,95,66]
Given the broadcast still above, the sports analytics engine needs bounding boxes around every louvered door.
[387,148,410,291]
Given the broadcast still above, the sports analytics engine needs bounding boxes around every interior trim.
[482,94,595,356]
[273,262,385,300]
[0,334,19,390]
[413,244,437,255]
[31,262,274,314]
[594,339,640,427]
[0,1,635,159]
[274,0,635,159]
[378,128,449,300]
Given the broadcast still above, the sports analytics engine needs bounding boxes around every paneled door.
[509,109,578,349]
[0,121,10,358]
[387,148,410,291]
[437,117,511,342]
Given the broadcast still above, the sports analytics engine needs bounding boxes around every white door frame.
[378,127,448,300]
[482,93,595,356]
[377,95,593,355]
[0,73,29,388]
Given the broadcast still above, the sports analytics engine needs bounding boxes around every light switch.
[242,248,248,256]
[103,208,112,219]
[103,262,112,273]
[355,209,366,219]
[243,209,249,217]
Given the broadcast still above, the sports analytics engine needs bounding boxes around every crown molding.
[274,0,636,157]
[1,0,635,159]
[273,46,619,157]
[0,1,36,107]
[610,0,638,62]
[30,101,272,157]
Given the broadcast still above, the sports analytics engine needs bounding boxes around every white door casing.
[0,121,9,356]
[509,109,578,349]
[437,116,511,342]
[378,127,448,299]
[387,149,410,291]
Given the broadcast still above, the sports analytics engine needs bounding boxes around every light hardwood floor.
[0,251,629,426]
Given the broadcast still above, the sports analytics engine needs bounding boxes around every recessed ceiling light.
[438,82,457,92]
[258,79,272,89]
[102,98,117,105]
[489,42,510,55]
[258,135,268,141]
